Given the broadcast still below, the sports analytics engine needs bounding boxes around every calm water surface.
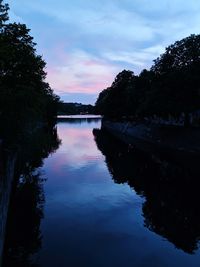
[3,118,200,267]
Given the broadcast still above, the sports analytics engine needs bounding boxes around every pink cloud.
[46,49,120,94]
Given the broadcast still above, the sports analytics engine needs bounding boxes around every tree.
[139,35,200,125]
[95,34,200,126]
[134,69,155,116]
[152,35,200,75]
[0,0,9,27]
[95,70,136,118]
[0,1,60,143]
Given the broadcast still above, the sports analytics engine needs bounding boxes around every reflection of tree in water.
[93,128,200,254]
[3,127,61,267]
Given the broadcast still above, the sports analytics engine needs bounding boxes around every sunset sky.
[7,0,200,104]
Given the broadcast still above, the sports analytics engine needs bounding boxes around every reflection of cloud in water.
[51,125,104,172]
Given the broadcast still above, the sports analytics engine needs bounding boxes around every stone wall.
[0,146,16,267]
[102,120,200,153]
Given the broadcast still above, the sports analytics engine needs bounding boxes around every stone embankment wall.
[0,143,16,267]
[102,120,200,153]
[102,120,200,173]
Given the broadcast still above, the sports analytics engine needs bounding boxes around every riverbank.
[102,120,200,169]
[0,149,17,267]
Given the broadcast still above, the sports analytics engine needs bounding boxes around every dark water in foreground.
[3,118,200,267]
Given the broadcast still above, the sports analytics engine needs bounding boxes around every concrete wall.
[0,147,16,267]
[102,120,200,153]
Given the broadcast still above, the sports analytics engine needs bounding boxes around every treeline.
[58,102,95,115]
[0,1,59,144]
[95,34,200,126]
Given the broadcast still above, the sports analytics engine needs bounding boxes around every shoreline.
[0,151,17,267]
[102,120,200,170]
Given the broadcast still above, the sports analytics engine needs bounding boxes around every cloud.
[103,45,165,71]
[8,0,200,103]
[46,50,120,95]
[14,1,157,45]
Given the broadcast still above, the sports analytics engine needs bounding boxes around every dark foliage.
[0,1,60,144]
[58,102,95,115]
[95,70,136,118]
[3,126,61,267]
[95,35,200,125]
[93,128,200,254]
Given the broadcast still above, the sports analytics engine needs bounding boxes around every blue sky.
[7,0,200,104]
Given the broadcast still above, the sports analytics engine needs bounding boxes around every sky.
[7,0,200,104]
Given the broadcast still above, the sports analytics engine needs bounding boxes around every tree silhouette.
[144,34,200,124]
[0,1,59,144]
[96,35,200,126]
[95,70,136,118]
[93,127,200,254]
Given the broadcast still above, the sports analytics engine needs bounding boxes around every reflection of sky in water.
[38,119,200,267]
[44,120,136,210]
[55,127,102,170]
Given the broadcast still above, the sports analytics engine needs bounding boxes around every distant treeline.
[0,1,59,145]
[95,34,200,127]
[58,102,95,115]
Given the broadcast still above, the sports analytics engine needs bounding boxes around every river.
[2,117,200,266]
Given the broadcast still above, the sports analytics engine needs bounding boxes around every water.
[3,118,200,266]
